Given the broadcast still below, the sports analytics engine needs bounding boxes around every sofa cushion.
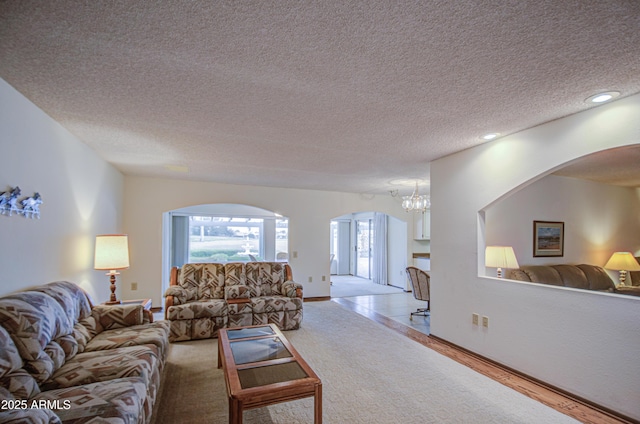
[41,344,159,392]
[576,264,616,291]
[252,298,303,330]
[252,296,303,314]
[246,262,286,296]
[0,292,75,383]
[178,263,226,300]
[167,299,228,320]
[199,263,226,299]
[32,281,96,354]
[85,321,170,362]
[552,265,589,289]
[225,284,251,300]
[91,304,145,330]
[31,281,92,324]
[34,377,147,424]
[224,263,247,287]
[520,266,564,286]
[0,325,40,400]
[227,302,253,328]
[507,269,531,282]
[190,317,228,340]
[0,407,61,424]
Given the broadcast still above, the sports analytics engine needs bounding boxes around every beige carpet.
[152,301,578,423]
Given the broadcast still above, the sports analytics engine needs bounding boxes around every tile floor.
[331,275,430,335]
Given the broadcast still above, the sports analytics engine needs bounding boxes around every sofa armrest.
[164,266,182,320]
[92,304,145,331]
[164,296,174,321]
[282,280,303,299]
[164,286,188,305]
[143,309,153,323]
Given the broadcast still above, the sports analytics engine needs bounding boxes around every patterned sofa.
[164,262,303,342]
[0,281,170,423]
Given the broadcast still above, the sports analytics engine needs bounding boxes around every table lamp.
[604,252,640,287]
[94,234,130,304]
[485,246,519,278]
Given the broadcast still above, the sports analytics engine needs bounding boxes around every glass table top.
[238,361,309,389]
[226,326,275,340]
[230,337,292,365]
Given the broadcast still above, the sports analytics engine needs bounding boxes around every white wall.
[0,79,124,303]
[431,92,640,420]
[387,215,408,288]
[486,174,640,276]
[122,176,412,304]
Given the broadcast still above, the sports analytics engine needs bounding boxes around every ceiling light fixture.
[586,91,620,104]
[392,181,430,213]
[481,133,500,141]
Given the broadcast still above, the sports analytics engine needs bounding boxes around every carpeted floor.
[152,301,578,423]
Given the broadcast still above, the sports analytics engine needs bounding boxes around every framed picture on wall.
[533,221,564,257]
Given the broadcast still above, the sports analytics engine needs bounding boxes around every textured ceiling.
[553,145,640,188]
[1,1,639,194]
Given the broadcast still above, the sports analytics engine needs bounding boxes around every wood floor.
[333,297,636,424]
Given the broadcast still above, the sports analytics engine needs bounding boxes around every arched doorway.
[330,211,407,297]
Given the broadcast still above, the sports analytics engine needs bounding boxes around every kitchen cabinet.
[413,210,430,240]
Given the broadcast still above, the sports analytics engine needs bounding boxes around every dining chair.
[405,266,430,320]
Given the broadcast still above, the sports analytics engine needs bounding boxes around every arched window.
[162,204,289,292]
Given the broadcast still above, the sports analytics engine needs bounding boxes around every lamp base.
[618,270,627,287]
[106,271,120,304]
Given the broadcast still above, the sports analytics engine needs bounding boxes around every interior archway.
[481,145,640,284]
[329,210,408,297]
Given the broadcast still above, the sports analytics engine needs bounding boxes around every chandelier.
[400,182,430,213]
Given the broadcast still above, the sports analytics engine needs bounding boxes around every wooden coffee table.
[218,324,322,424]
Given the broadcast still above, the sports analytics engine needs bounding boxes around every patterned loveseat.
[164,262,303,342]
[0,281,169,423]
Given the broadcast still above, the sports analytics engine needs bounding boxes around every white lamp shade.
[485,246,519,269]
[94,235,130,270]
[604,252,640,271]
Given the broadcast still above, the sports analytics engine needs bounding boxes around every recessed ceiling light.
[586,91,620,104]
[165,164,189,173]
[481,133,500,141]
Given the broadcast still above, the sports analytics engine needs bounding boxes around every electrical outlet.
[293,251,298,258]
[482,316,489,328]
[322,275,326,281]
[131,282,138,291]
[308,276,312,283]
[472,313,479,325]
